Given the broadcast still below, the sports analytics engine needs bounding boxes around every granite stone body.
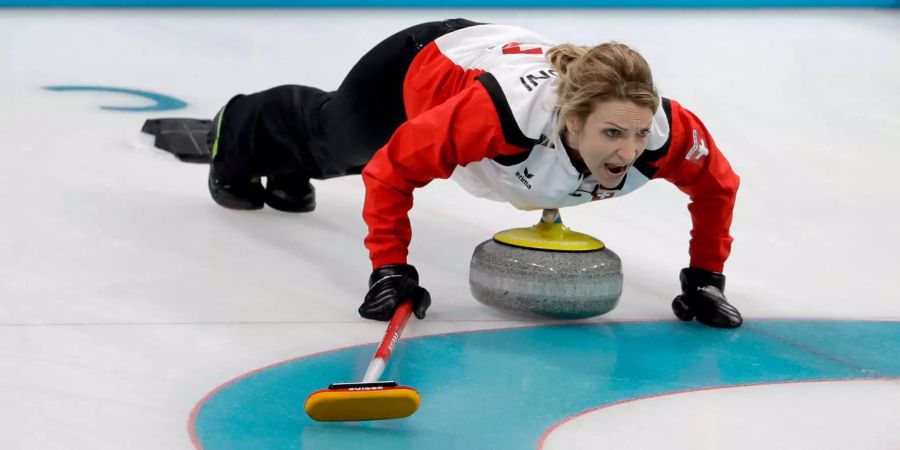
[469,239,623,319]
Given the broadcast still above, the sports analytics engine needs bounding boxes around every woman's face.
[565,99,654,189]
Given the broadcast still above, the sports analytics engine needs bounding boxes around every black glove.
[359,264,431,321]
[671,268,743,328]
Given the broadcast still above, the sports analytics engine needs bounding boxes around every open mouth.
[603,163,628,176]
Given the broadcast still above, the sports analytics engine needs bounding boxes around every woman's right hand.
[359,264,431,321]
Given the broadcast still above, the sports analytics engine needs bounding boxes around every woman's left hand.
[671,268,743,328]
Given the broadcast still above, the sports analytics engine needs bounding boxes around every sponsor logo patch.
[515,167,535,189]
[518,69,558,92]
[686,129,709,163]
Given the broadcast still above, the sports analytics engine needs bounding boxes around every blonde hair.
[547,43,659,134]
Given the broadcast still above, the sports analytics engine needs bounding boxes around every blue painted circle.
[192,320,900,449]
[44,85,187,111]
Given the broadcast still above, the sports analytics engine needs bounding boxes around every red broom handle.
[362,301,414,383]
[374,301,413,360]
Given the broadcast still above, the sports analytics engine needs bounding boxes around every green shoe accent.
[211,107,226,159]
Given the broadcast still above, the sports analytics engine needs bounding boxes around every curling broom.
[304,301,420,421]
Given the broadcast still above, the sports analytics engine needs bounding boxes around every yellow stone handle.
[493,209,605,251]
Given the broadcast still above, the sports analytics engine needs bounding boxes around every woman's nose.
[618,138,641,160]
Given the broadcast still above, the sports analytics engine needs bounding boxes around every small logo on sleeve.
[686,130,709,163]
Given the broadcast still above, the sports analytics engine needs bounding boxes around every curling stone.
[469,209,622,319]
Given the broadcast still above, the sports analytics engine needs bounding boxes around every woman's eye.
[604,129,622,138]
[638,129,651,138]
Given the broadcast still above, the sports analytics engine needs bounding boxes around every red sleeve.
[653,100,740,273]
[361,83,527,269]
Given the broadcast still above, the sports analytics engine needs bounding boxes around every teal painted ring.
[44,86,187,112]
[190,320,900,449]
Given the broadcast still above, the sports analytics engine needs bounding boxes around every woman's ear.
[564,115,579,136]
[564,116,582,150]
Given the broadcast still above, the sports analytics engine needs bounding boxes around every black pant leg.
[213,85,328,180]
[310,18,481,178]
[213,19,480,181]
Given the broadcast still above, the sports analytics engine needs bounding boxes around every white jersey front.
[419,25,673,210]
[449,96,673,210]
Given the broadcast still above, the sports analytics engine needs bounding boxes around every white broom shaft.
[362,358,386,383]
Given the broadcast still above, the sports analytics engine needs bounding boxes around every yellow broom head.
[304,382,420,422]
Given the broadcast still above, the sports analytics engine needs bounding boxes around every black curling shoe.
[208,166,265,210]
[265,173,316,213]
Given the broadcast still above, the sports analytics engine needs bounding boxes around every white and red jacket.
[362,24,740,273]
